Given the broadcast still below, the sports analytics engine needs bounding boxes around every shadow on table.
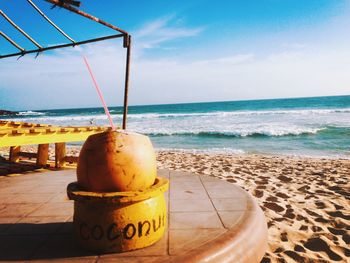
[0,222,96,261]
[0,158,60,177]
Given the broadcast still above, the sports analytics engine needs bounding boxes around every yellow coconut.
[77,130,157,192]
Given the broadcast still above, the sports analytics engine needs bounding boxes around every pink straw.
[83,56,116,130]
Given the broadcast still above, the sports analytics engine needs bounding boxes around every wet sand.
[1,146,349,262]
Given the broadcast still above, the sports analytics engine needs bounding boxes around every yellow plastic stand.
[67,177,169,253]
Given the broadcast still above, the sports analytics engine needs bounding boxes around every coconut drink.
[77,130,157,192]
[68,130,169,253]
[67,54,168,253]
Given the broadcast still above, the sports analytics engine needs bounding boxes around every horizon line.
[5,93,350,112]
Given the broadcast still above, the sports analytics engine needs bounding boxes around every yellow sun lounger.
[0,120,110,168]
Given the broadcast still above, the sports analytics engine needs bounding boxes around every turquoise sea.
[3,95,350,158]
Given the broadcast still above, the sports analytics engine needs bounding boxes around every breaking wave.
[132,108,350,118]
[145,127,324,138]
[17,110,45,116]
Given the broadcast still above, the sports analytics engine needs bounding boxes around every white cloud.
[134,48,349,104]
[193,54,255,66]
[133,15,204,52]
[281,42,307,49]
[1,40,350,110]
[1,14,350,111]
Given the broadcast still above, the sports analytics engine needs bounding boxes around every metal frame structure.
[0,0,131,129]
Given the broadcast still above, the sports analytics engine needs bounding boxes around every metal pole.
[44,0,132,128]
[27,0,75,43]
[122,35,131,129]
[0,10,42,49]
[0,33,124,59]
[45,0,129,38]
[0,31,25,52]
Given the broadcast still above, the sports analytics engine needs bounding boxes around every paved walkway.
[0,169,267,262]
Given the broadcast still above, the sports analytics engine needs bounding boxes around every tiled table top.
[0,169,267,262]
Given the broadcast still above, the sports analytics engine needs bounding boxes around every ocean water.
[2,95,350,158]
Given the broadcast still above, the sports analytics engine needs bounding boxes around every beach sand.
[157,151,350,263]
[0,146,349,262]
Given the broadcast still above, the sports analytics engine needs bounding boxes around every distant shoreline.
[0,110,18,116]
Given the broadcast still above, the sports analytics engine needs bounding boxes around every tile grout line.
[28,232,53,261]
[198,174,227,229]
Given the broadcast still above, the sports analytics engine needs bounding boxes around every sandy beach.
[157,151,350,262]
[0,145,349,262]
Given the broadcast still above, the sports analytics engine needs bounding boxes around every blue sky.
[1,0,349,110]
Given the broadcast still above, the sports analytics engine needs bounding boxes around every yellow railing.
[0,121,111,168]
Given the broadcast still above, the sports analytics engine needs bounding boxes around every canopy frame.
[0,0,131,129]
